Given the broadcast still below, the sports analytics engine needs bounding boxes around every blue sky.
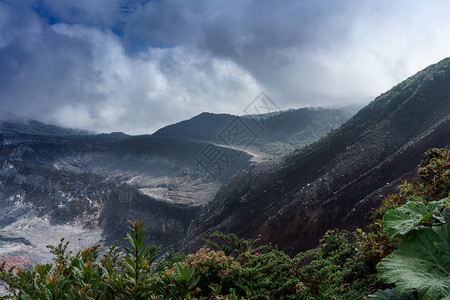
[1,0,450,134]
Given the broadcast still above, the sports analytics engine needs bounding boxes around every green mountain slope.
[153,108,350,158]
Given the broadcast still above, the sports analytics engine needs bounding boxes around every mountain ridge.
[179,57,450,254]
[153,107,350,158]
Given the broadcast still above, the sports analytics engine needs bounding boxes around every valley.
[0,133,252,265]
[3,1,450,297]
[0,107,346,266]
[0,58,449,272]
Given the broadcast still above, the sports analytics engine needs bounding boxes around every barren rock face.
[0,133,253,263]
[0,106,351,263]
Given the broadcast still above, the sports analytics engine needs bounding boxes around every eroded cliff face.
[181,58,450,255]
[0,134,252,262]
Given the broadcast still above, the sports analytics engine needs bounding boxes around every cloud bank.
[1,0,450,134]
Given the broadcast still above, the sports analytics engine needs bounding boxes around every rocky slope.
[0,133,253,262]
[180,57,450,254]
[0,107,348,264]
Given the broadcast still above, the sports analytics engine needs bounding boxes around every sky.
[1,0,450,134]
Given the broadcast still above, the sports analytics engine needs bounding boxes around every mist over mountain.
[0,57,449,269]
[0,119,92,136]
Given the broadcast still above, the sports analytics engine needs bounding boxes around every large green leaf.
[377,223,450,300]
[383,197,450,238]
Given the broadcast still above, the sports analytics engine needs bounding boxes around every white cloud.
[0,2,262,134]
[46,24,261,134]
[1,0,450,133]
[123,0,450,109]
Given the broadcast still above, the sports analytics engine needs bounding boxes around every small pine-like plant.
[0,221,197,300]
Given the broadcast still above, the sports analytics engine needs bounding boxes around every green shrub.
[0,221,196,299]
[370,147,450,299]
[0,147,448,299]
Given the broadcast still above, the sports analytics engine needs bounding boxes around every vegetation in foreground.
[0,147,448,299]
